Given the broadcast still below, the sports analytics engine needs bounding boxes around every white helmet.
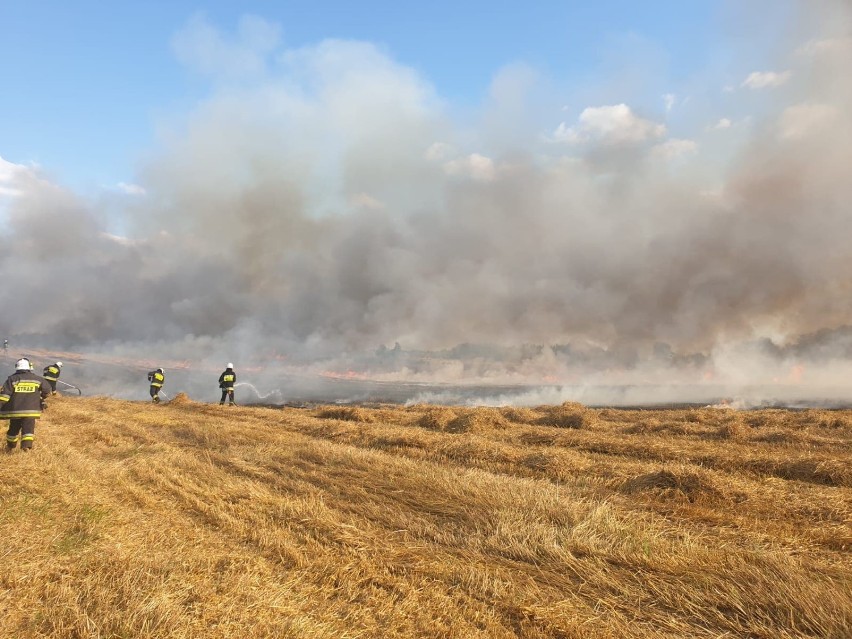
[157,367,164,373]
[56,362,63,368]
[15,358,30,371]
[227,362,233,369]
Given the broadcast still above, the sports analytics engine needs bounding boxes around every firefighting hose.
[56,379,82,395]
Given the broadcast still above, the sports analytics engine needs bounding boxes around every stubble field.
[1,395,850,638]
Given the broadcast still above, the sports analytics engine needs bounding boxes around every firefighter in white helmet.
[219,363,236,405]
[42,361,63,395]
[147,367,165,403]
[1,358,51,452]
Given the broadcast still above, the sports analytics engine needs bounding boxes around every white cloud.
[650,138,698,161]
[552,121,580,144]
[0,156,26,180]
[712,118,732,130]
[116,182,147,196]
[0,156,33,198]
[778,103,839,140]
[662,93,676,112]
[554,104,666,145]
[551,121,580,144]
[443,153,496,181]
[741,70,791,89]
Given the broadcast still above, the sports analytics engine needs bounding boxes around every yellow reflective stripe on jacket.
[0,411,43,419]
[0,395,9,403]
[150,382,163,388]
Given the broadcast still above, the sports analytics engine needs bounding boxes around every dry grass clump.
[745,412,774,428]
[446,408,509,433]
[537,403,597,429]
[516,430,561,446]
[416,406,457,431]
[771,458,852,487]
[625,418,693,436]
[657,421,694,435]
[499,406,543,424]
[621,468,725,504]
[716,417,750,440]
[683,409,703,423]
[624,418,661,434]
[521,451,554,472]
[557,400,585,410]
[818,414,852,429]
[754,429,808,445]
[315,406,376,423]
[167,392,193,405]
[745,410,789,429]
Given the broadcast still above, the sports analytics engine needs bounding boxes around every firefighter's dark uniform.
[43,364,61,394]
[1,370,51,451]
[219,368,236,405]
[147,370,165,403]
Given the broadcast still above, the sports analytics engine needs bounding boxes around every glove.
[41,401,48,411]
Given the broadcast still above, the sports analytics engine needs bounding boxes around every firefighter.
[147,367,165,403]
[219,363,236,405]
[1,358,51,452]
[42,361,63,394]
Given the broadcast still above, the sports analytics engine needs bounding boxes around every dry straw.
[0,396,849,638]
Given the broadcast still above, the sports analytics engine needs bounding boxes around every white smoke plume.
[2,1,852,404]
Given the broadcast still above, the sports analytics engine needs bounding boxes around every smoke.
[2,1,852,403]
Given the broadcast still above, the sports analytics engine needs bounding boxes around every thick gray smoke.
[1,1,852,403]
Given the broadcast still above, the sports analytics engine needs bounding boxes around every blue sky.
[0,0,796,192]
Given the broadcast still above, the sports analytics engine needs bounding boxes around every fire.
[789,364,804,383]
[774,364,805,384]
